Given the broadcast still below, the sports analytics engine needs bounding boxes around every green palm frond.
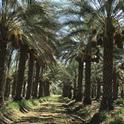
[0,0,59,67]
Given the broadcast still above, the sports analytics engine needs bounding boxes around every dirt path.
[12,96,84,124]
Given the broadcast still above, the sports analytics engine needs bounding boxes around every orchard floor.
[2,96,124,124]
[12,96,84,124]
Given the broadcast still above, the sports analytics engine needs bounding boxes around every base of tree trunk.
[0,97,4,107]
[75,93,82,101]
[62,85,72,99]
[121,88,124,98]
[25,96,30,100]
[100,99,114,111]
[88,112,106,124]
[83,97,91,105]
[13,96,23,101]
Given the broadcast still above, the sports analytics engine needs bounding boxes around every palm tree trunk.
[22,80,26,97]
[62,81,72,98]
[44,80,50,96]
[32,62,41,98]
[38,68,44,98]
[14,44,27,100]
[121,85,124,98]
[12,75,17,98]
[96,79,101,100]
[113,70,118,100]
[39,79,44,98]
[0,43,7,106]
[73,75,77,99]
[26,52,34,99]
[76,60,84,101]
[83,59,92,105]
[91,84,96,99]
[5,49,13,99]
[4,77,11,99]
[62,82,67,97]
[100,0,114,111]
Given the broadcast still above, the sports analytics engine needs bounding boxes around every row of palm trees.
[0,0,58,106]
[59,0,124,111]
[0,0,124,112]
[5,49,51,100]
